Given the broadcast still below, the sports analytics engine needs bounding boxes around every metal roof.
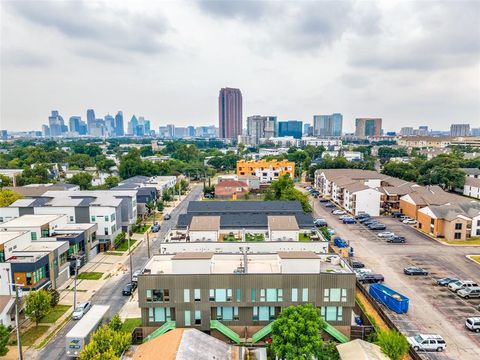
[186,201,304,213]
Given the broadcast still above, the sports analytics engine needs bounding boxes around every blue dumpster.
[369,283,409,314]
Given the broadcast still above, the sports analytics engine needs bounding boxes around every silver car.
[72,301,92,320]
[457,286,480,299]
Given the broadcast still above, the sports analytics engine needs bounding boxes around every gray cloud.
[1,48,51,68]
[6,1,170,57]
[348,1,480,71]
[197,0,272,21]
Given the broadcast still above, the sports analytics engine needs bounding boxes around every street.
[34,184,203,360]
[312,199,480,360]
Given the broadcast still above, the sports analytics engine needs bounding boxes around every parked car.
[399,216,410,221]
[132,269,143,283]
[457,286,480,299]
[407,334,446,352]
[351,260,365,268]
[343,217,357,224]
[358,273,384,284]
[392,212,403,218]
[314,218,328,227]
[339,214,350,220]
[325,203,336,208]
[122,282,137,296]
[448,280,478,292]
[465,317,480,333]
[436,277,459,286]
[151,224,161,232]
[362,219,378,225]
[332,209,346,215]
[386,236,406,243]
[378,231,395,238]
[403,219,417,224]
[368,223,386,230]
[163,214,171,220]
[72,301,92,320]
[204,193,214,199]
[404,266,428,276]
[319,198,329,203]
[355,213,370,220]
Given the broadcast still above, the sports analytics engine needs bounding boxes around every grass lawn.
[121,318,142,333]
[133,225,150,234]
[18,326,49,346]
[444,238,480,245]
[299,233,312,242]
[105,251,124,256]
[77,272,103,280]
[39,305,71,324]
[115,239,137,252]
[245,233,265,242]
[470,256,480,264]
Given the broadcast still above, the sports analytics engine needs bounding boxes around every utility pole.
[146,230,151,259]
[73,256,79,310]
[9,282,24,360]
[128,235,133,283]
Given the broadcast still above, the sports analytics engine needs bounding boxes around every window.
[146,289,170,302]
[184,289,190,302]
[70,216,74,222]
[454,232,462,239]
[105,216,109,221]
[26,273,32,285]
[430,218,435,225]
[209,289,232,302]
[216,307,239,321]
[455,223,462,230]
[251,288,256,302]
[259,288,283,302]
[91,216,96,222]
[236,288,241,302]
[111,225,116,234]
[104,227,109,235]
[111,213,115,222]
[194,310,201,325]
[41,229,49,238]
[31,232,37,240]
[291,288,298,302]
[194,289,201,302]
[324,288,347,302]
[184,310,191,326]
[302,288,309,302]
[320,306,343,321]
[253,306,276,321]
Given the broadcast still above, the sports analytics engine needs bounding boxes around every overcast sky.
[1,0,479,133]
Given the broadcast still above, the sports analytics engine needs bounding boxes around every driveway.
[313,199,480,360]
[34,185,203,360]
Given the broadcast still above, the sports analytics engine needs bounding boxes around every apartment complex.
[246,116,277,146]
[355,118,382,138]
[138,251,356,343]
[450,124,470,137]
[236,160,294,183]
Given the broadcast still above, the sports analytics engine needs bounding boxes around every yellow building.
[236,159,295,183]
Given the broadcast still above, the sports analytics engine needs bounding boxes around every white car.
[72,301,92,320]
[339,214,350,220]
[407,334,446,352]
[448,280,478,292]
[332,210,346,215]
[378,231,395,238]
[403,219,417,224]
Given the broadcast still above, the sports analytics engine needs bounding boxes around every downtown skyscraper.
[219,87,242,139]
[313,113,343,137]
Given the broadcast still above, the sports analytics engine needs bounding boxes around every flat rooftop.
[144,252,352,275]
[22,240,68,252]
[0,231,29,245]
[0,214,65,228]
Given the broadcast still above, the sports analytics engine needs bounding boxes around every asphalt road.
[312,198,480,360]
[34,184,203,360]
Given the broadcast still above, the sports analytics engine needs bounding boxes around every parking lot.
[312,199,480,360]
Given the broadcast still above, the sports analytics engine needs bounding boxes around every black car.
[351,260,365,269]
[404,266,428,276]
[386,236,406,243]
[163,214,171,220]
[392,212,403,218]
[325,203,336,208]
[436,277,459,286]
[358,273,384,284]
[355,213,370,220]
[122,282,137,296]
[319,198,329,203]
[361,218,377,225]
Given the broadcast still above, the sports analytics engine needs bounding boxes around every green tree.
[78,324,131,359]
[48,288,60,307]
[271,304,327,360]
[25,289,52,326]
[0,174,12,187]
[375,330,409,360]
[156,201,164,212]
[109,313,123,332]
[0,324,9,356]
[96,158,116,173]
[140,146,154,157]
[162,189,173,202]
[0,189,22,206]
[265,174,312,212]
[67,172,93,190]
[65,154,94,169]
[104,175,120,189]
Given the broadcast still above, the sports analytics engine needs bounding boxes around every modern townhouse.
[163,201,328,254]
[236,160,295,183]
[463,177,480,199]
[137,251,356,344]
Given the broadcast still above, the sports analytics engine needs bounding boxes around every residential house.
[238,175,261,190]
[463,177,480,199]
[214,180,249,199]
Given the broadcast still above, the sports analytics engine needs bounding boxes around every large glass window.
[259,288,283,302]
[216,307,239,321]
[184,289,190,302]
[209,289,232,302]
[253,306,276,321]
[324,288,347,302]
[236,288,241,302]
[146,289,170,302]
[251,288,256,302]
[148,308,171,322]
[320,306,343,321]
[302,288,309,302]
[184,310,191,326]
[291,288,298,302]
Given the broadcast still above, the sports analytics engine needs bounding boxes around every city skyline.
[1,1,479,133]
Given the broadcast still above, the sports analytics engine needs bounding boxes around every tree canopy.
[0,189,22,207]
[265,174,312,212]
[25,290,52,326]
